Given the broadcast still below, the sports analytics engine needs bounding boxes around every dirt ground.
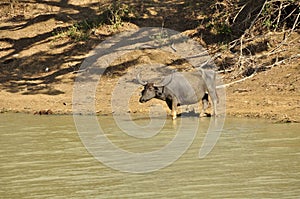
[0,0,299,122]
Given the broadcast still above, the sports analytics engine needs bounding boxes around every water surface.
[0,113,299,198]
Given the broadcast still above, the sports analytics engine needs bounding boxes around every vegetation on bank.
[51,1,299,42]
[2,0,299,75]
[54,0,300,78]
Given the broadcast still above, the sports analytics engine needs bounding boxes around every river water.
[0,113,299,198]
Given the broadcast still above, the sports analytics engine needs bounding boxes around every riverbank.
[0,0,299,123]
[0,60,299,123]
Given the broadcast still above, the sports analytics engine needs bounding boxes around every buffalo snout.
[139,97,146,103]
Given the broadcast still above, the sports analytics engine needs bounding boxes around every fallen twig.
[236,0,268,67]
[216,68,235,74]
[198,53,221,68]
[217,72,256,88]
[264,54,300,69]
[232,3,248,24]
[217,53,300,88]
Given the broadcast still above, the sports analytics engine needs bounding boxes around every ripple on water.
[0,114,299,198]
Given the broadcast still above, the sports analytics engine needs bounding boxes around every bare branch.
[216,72,256,88]
[217,54,300,88]
[233,3,248,23]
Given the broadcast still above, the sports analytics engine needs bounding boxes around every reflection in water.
[0,113,299,198]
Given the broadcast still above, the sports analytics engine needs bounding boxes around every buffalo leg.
[200,93,209,117]
[204,70,219,116]
[208,91,218,116]
[171,98,178,120]
[166,98,172,110]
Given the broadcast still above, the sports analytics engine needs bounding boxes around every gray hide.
[137,70,218,119]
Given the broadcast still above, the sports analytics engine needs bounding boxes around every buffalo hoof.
[200,112,211,117]
[171,111,177,120]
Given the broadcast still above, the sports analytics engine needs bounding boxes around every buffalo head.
[136,73,173,103]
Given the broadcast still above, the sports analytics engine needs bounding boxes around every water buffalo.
[137,70,219,119]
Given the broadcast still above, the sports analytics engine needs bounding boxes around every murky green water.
[1,113,299,198]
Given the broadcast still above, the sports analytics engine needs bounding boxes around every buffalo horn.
[153,73,174,87]
[136,73,147,85]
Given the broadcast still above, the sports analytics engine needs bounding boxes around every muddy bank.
[0,1,299,123]
[1,62,299,123]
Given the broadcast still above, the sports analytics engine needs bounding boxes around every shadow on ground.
[0,0,257,95]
